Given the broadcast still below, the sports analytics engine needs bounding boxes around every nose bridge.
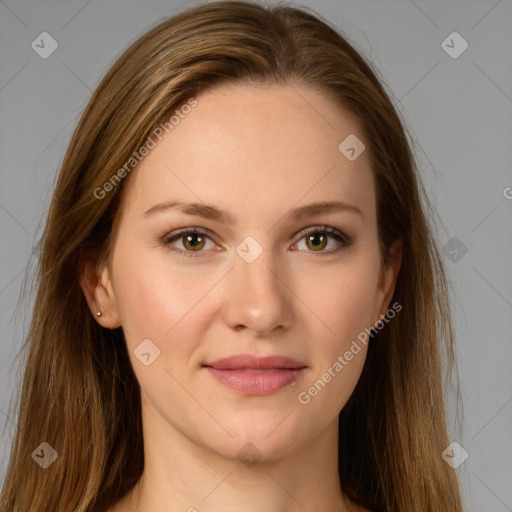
[237,242,279,295]
[223,237,291,334]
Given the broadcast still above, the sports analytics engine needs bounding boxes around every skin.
[81,83,402,512]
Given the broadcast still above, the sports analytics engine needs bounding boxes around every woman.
[0,1,464,511]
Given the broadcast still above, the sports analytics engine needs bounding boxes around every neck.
[112,399,357,512]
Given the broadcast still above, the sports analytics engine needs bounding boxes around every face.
[83,83,401,462]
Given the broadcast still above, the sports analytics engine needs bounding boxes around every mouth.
[202,354,307,395]
[203,367,307,395]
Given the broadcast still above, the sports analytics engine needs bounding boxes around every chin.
[200,416,306,463]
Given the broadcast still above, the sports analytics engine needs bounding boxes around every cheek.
[299,251,381,344]
[110,244,207,399]
[295,272,375,415]
[294,247,380,407]
[111,240,209,342]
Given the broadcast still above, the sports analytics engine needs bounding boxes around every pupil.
[308,233,326,250]
[185,234,203,249]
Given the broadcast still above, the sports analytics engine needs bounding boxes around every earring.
[96,311,103,317]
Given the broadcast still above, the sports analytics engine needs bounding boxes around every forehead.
[117,83,376,227]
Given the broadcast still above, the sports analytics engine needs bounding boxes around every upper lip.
[203,354,307,370]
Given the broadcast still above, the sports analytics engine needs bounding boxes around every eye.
[162,228,217,259]
[162,225,353,259]
[292,226,353,255]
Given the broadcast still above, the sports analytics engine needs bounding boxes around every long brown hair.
[0,1,463,510]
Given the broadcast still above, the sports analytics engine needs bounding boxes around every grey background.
[0,0,511,510]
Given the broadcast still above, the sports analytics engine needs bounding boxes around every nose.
[220,244,294,337]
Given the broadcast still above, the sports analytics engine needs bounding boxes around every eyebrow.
[143,200,364,223]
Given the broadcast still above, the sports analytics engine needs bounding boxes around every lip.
[204,354,306,370]
[203,354,307,396]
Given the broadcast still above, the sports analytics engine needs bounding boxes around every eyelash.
[161,226,353,260]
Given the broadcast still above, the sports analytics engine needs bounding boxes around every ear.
[79,249,121,329]
[372,238,403,324]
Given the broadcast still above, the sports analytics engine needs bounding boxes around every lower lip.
[204,367,306,395]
